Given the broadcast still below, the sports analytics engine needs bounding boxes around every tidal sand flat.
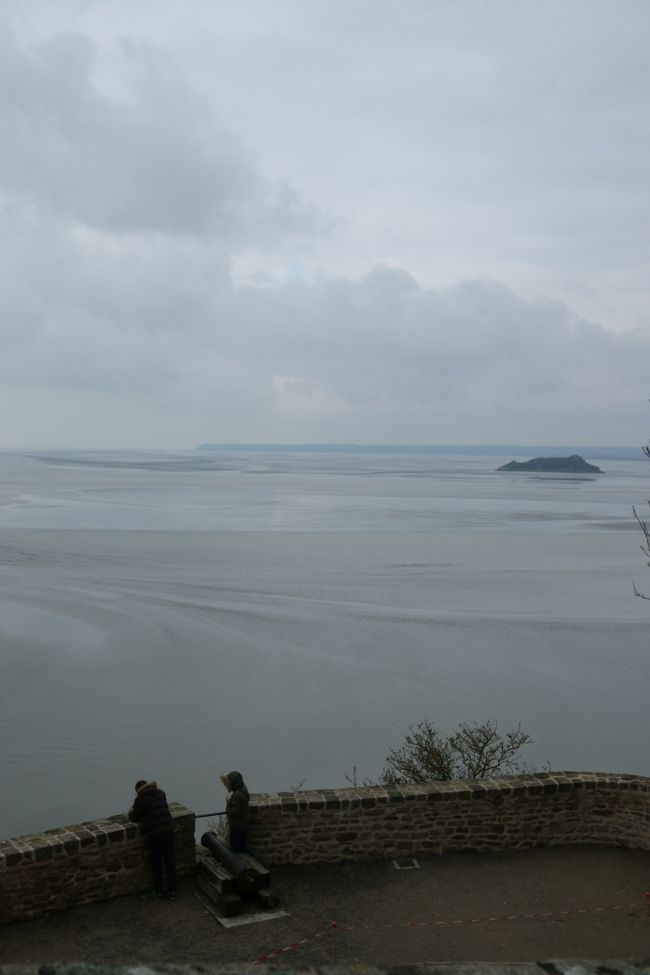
[1,450,649,839]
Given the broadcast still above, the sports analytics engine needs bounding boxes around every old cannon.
[199,831,279,916]
[200,831,261,894]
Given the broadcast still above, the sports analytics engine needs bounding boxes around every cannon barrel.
[200,831,259,894]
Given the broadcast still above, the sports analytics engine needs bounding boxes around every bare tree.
[633,433,650,599]
[382,719,532,785]
[344,766,375,788]
[633,503,650,599]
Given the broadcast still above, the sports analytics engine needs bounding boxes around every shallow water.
[1,448,649,839]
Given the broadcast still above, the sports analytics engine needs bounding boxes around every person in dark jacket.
[128,779,177,900]
[220,770,252,854]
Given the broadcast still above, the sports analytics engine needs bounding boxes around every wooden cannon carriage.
[198,831,280,917]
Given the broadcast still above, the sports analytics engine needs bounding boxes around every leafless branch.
[381,719,532,784]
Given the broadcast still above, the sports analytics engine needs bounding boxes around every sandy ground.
[4,519,650,845]
[2,846,650,966]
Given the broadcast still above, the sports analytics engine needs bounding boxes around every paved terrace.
[2,845,650,967]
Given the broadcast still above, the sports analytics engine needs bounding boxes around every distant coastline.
[197,443,642,461]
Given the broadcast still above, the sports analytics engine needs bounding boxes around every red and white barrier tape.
[336,902,641,932]
[251,900,643,964]
[252,927,327,963]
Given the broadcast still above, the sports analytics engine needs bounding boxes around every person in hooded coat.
[128,779,177,899]
[220,770,252,854]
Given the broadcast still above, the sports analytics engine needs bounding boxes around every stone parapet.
[0,803,195,923]
[248,772,650,864]
[3,772,650,923]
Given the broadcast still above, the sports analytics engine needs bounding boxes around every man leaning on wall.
[128,779,178,900]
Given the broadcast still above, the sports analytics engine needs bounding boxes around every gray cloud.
[0,25,327,242]
[0,4,649,448]
[2,207,648,446]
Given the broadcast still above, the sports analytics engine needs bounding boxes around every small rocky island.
[496,454,602,474]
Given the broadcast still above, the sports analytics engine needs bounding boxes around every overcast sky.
[1,0,649,448]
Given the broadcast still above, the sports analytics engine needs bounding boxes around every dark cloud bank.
[0,21,647,448]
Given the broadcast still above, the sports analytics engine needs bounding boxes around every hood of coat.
[223,770,248,794]
[136,780,158,796]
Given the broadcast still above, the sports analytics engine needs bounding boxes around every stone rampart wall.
[0,803,195,923]
[248,772,650,864]
[3,773,650,923]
